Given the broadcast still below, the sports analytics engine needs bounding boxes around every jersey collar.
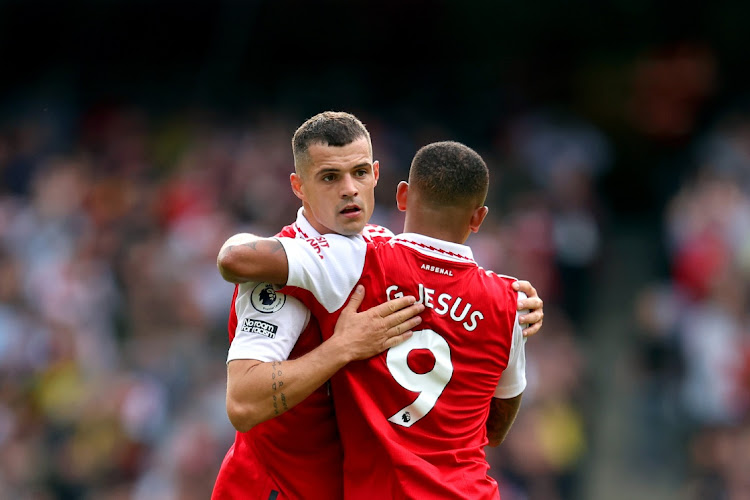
[293,207,322,239]
[293,207,366,242]
[392,233,476,263]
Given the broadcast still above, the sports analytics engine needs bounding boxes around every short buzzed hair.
[292,111,372,174]
[409,141,489,208]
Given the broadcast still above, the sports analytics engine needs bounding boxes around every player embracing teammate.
[213,113,544,499]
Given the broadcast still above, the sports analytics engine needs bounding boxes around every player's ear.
[372,160,380,185]
[396,181,409,212]
[290,172,304,201]
[469,206,489,233]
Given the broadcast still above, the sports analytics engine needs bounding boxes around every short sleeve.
[227,281,311,363]
[494,291,528,398]
[276,234,367,313]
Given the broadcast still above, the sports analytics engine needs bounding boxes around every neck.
[301,206,333,235]
[402,205,473,244]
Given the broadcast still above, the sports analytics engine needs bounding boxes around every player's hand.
[333,285,424,361]
[513,280,544,337]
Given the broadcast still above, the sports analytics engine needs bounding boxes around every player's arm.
[227,285,424,431]
[217,233,289,284]
[486,393,523,447]
[220,231,366,315]
[486,290,529,446]
[513,280,544,337]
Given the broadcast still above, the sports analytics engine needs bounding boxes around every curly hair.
[409,141,489,208]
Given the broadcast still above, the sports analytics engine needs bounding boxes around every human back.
[334,236,522,499]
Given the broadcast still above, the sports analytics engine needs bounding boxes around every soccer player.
[211,112,425,500]
[213,113,544,499]
[219,141,532,499]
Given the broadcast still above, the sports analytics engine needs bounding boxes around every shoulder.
[480,268,518,285]
[362,224,394,243]
[276,223,299,238]
[314,234,369,259]
[280,233,368,268]
[477,268,520,297]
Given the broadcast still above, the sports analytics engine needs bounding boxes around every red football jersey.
[279,232,527,500]
[212,210,394,500]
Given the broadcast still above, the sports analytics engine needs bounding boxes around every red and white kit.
[212,208,393,500]
[278,232,527,500]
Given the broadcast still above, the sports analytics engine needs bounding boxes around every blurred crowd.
[0,102,606,499]
[634,112,750,499]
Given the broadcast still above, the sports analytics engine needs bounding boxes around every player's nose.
[340,174,359,198]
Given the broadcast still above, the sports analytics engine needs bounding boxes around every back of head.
[409,141,489,209]
[292,111,372,174]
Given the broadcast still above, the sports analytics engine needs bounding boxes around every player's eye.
[322,174,336,182]
[355,169,369,177]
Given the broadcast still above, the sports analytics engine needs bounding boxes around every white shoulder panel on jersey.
[276,234,367,313]
[362,224,395,240]
[482,269,520,282]
[227,281,311,364]
[494,291,528,399]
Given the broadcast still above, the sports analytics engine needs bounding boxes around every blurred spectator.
[496,111,611,325]
[630,43,717,143]
[634,112,750,498]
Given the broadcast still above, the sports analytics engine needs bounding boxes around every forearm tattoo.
[270,361,289,416]
[226,239,285,255]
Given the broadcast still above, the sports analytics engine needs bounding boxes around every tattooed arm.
[226,353,341,432]
[217,233,290,284]
[486,394,523,447]
[225,285,424,432]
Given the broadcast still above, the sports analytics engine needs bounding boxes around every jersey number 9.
[386,329,453,428]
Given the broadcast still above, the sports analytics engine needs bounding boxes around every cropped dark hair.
[292,111,371,173]
[409,141,489,207]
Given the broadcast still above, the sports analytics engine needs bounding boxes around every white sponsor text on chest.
[385,281,485,332]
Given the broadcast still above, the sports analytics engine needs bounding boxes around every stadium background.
[1,1,750,498]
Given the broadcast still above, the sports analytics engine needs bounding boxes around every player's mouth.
[340,204,363,219]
